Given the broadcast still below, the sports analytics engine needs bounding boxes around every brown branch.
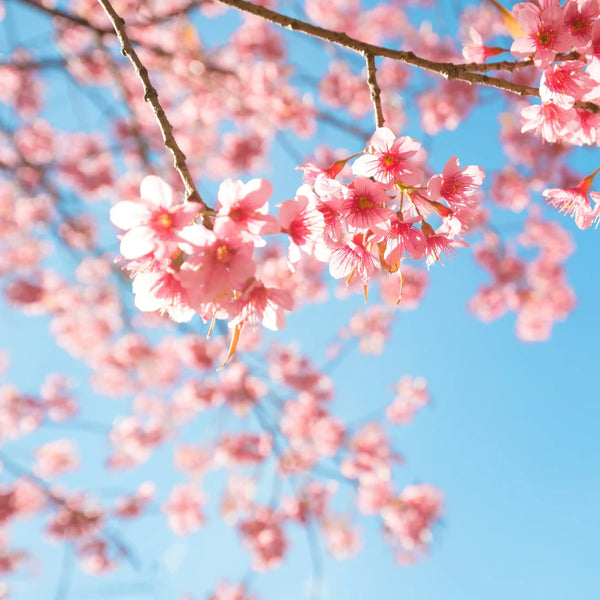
[212,0,600,114]
[364,52,385,128]
[96,0,208,208]
[460,57,534,72]
[460,50,581,73]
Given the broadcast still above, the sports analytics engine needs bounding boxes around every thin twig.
[314,109,371,140]
[364,52,385,128]
[95,0,209,209]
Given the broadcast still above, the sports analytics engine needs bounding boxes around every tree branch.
[364,52,385,128]
[95,0,208,209]
[95,33,153,169]
[0,451,142,570]
[212,0,600,114]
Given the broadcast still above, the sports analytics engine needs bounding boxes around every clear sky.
[1,1,599,599]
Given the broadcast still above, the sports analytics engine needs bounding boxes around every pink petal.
[217,178,243,211]
[442,156,460,178]
[119,227,155,259]
[369,127,396,153]
[241,178,273,211]
[511,36,535,59]
[110,201,150,230]
[513,3,540,34]
[140,175,173,208]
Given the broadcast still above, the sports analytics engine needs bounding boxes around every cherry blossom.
[162,484,205,536]
[1,0,600,597]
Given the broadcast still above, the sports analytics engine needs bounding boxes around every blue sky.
[1,1,599,599]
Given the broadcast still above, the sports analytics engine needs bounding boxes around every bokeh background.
[1,1,599,599]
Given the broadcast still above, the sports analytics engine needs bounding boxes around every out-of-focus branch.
[12,0,190,59]
[95,33,153,169]
[0,451,141,571]
[314,109,371,141]
[13,0,202,35]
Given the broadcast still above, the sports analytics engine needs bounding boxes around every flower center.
[158,213,172,228]
[358,196,373,209]
[216,245,231,262]
[229,207,242,221]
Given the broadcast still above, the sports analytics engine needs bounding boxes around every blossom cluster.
[110,127,485,349]
[462,0,600,228]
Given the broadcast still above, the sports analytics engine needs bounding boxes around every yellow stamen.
[158,213,172,228]
[216,245,230,262]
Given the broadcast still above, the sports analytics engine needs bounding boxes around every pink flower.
[539,61,595,109]
[422,224,467,268]
[511,2,572,68]
[174,445,213,476]
[520,102,578,143]
[462,27,505,63]
[34,439,79,477]
[322,517,362,559]
[564,0,598,50]
[352,127,422,187]
[215,433,273,467]
[427,156,485,208]
[386,376,429,425]
[238,506,287,571]
[278,185,329,266]
[340,422,394,484]
[178,225,257,306]
[214,178,279,246]
[110,175,199,261]
[208,582,256,600]
[381,484,443,554]
[280,397,345,458]
[329,234,380,284]
[162,484,205,536]
[340,176,394,230]
[46,494,104,541]
[131,269,195,323]
[221,475,256,524]
[490,168,531,212]
[357,479,393,514]
[543,170,600,229]
[77,539,117,575]
[229,279,294,331]
[283,481,335,523]
[379,265,428,309]
[114,482,155,519]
